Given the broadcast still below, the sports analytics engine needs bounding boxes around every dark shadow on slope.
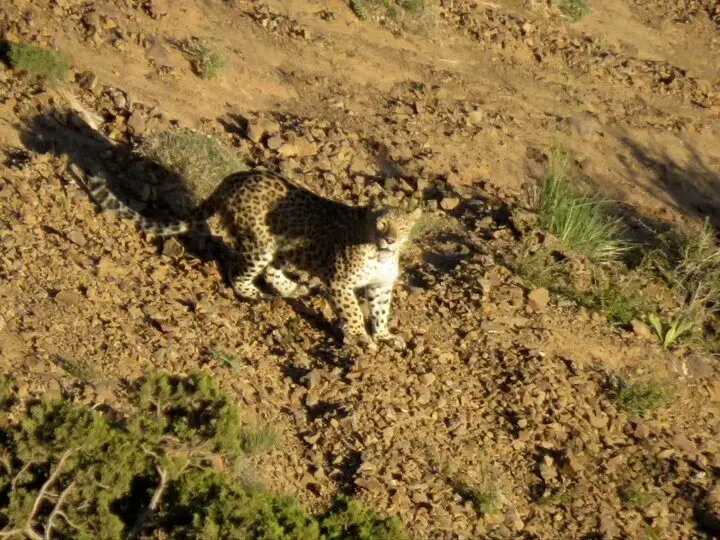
[579,134,720,253]
[18,110,225,266]
[563,134,720,271]
[618,136,720,230]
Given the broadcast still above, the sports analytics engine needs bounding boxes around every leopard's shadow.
[17,109,241,290]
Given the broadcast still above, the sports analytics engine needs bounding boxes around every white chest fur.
[355,250,400,288]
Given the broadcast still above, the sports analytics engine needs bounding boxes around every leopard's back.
[219,172,371,280]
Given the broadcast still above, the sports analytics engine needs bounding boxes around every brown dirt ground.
[1,0,720,538]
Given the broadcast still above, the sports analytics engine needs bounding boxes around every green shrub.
[0,372,405,539]
[320,496,408,540]
[7,42,71,85]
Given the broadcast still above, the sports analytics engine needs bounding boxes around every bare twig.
[124,466,168,540]
[23,528,42,540]
[54,511,81,530]
[26,449,76,530]
[44,480,76,539]
[0,529,41,540]
[10,461,35,490]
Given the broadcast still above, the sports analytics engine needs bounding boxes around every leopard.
[88,169,421,349]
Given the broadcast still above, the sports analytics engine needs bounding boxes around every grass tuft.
[612,379,670,416]
[619,485,656,508]
[320,496,408,540]
[536,147,626,263]
[552,0,591,21]
[510,250,653,328]
[240,425,279,454]
[647,218,720,338]
[6,42,71,85]
[138,129,248,199]
[179,37,227,79]
[350,0,370,19]
[449,452,501,515]
[348,0,431,33]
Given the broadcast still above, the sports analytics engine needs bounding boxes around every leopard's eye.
[377,220,388,232]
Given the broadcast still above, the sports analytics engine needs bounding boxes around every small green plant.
[139,129,248,199]
[537,488,572,507]
[647,218,720,342]
[349,0,429,31]
[613,380,669,416]
[57,356,98,381]
[6,42,71,85]
[552,0,590,21]
[212,346,241,371]
[449,453,501,515]
[510,250,650,327]
[642,527,663,540]
[647,312,695,348]
[240,425,279,454]
[350,0,370,19]
[536,147,626,263]
[619,485,655,508]
[179,37,226,79]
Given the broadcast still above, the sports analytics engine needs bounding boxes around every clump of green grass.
[449,453,501,515]
[647,218,720,339]
[536,147,626,263]
[552,0,590,21]
[179,37,226,79]
[619,485,656,508]
[240,425,279,454]
[6,42,71,85]
[350,0,371,19]
[320,497,408,540]
[349,0,430,32]
[537,488,572,507]
[612,379,670,416]
[139,129,247,199]
[212,345,242,371]
[57,356,99,382]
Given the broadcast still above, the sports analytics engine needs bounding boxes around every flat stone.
[266,135,283,150]
[440,197,460,211]
[55,289,83,306]
[127,111,146,136]
[527,287,550,311]
[631,319,654,340]
[67,229,87,247]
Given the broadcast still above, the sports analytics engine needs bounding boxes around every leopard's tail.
[88,174,215,236]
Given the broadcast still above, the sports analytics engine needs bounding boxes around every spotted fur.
[89,170,421,347]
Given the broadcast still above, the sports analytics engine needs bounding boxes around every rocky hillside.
[1,0,719,538]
